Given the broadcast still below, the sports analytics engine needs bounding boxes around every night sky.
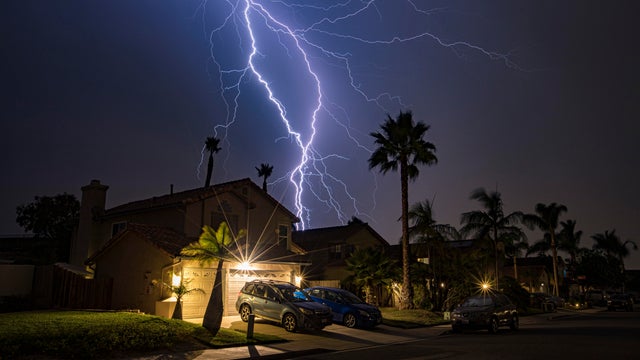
[2,1,639,269]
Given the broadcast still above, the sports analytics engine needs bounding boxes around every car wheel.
[509,314,519,331]
[239,304,251,322]
[343,313,357,328]
[283,313,297,332]
[488,317,499,334]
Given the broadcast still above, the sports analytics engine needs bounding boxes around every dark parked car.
[451,293,519,334]
[607,293,634,312]
[530,292,565,311]
[305,286,382,328]
[235,280,332,332]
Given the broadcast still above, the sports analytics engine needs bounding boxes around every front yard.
[0,308,453,358]
[0,310,281,359]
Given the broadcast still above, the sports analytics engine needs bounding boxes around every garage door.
[181,267,215,319]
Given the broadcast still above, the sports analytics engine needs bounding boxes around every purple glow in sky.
[2,0,639,268]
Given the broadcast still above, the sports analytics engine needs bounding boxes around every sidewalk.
[187,316,449,360]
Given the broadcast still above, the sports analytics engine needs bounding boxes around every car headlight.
[451,312,462,319]
[298,307,314,315]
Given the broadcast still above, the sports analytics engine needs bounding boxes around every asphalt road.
[292,309,640,360]
[187,307,640,359]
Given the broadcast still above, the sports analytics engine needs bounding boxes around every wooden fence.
[32,265,112,310]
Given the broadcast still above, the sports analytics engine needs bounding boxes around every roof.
[86,223,193,264]
[292,223,389,249]
[103,178,299,222]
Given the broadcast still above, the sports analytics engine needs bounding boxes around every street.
[191,308,640,359]
[292,310,640,360]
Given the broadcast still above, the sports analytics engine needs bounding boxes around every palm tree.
[502,231,528,281]
[523,203,567,296]
[592,230,637,291]
[162,279,204,320]
[255,163,274,192]
[204,137,221,188]
[181,222,246,335]
[558,220,583,265]
[460,188,525,290]
[368,111,437,309]
[345,247,398,305]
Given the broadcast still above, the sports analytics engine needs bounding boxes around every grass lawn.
[0,310,282,359]
[380,307,451,328]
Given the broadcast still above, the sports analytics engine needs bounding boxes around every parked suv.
[235,280,332,332]
[451,293,519,334]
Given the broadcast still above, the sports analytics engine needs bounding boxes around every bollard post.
[247,314,255,339]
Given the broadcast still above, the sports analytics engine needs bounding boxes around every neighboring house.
[73,178,310,318]
[292,223,390,286]
[503,256,565,294]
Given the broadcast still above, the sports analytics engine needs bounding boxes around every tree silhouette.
[255,163,273,192]
[204,137,221,188]
[369,111,437,309]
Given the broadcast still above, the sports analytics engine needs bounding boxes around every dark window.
[329,244,343,260]
[278,224,288,244]
[111,222,127,237]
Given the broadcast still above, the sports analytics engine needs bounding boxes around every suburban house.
[503,256,566,295]
[292,223,391,303]
[71,178,310,318]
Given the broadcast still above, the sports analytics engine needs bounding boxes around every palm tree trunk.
[550,231,559,296]
[399,162,413,309]
[205,154,213,187]
[172,298,183,320]
[202,259,224,335]
[513,256,518,281]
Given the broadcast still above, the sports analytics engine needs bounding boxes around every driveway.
[190,316,450,359]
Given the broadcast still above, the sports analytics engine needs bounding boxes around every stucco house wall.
[91,232,172,314]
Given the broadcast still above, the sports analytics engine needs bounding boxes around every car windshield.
[460,296,494,307]
[338,291,365,304]
[278,286,310,302]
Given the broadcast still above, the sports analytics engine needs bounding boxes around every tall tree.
[558,220,583,265]
[369,111,437,309]
[408,199,457,309]
[523,203,567,296]
[16,193,80,263]
[181,222,245,335]
[592,230,637,291]
[460,188,525,289]
[204,137,221,188]
[255,163,274,192]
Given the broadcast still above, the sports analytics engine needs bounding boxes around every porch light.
[172,273,181,287]
[238,261,253,271]
[294,275,302,287]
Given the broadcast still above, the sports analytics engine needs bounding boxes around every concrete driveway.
[190,316,449,359]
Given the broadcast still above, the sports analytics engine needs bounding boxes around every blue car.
[304,286,382,328]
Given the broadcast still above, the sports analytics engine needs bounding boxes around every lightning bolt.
[198,0,519,231]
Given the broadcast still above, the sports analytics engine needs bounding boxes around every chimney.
[69,180,109,267]
[170,184,174,195]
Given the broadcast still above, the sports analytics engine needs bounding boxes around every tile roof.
[103,178,298,221]
[86,223,193,264]
[292,222,389,249]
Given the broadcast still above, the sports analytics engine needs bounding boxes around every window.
[329,244,342,260]
[278,224,289,244]
[111,222,127,237]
